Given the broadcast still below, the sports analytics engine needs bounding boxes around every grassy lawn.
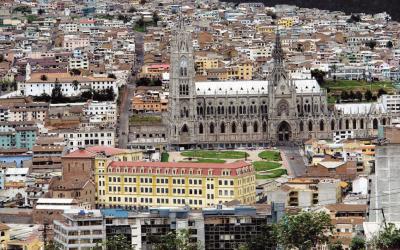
[322,80,395,92]
[253,161,281,171]
[258,151,281,161]
[129,115,162,125]
[181,158,226,163]
[256,169,287,179]
[181,150,248,159]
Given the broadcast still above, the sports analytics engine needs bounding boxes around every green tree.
[70,68,81,76]
[51,82,64,103]
[44,240,62,250]
[365,40,377,50]
[329,64,338,82]
[128,6,137,13]
[349,90,356,100]
[243,223,278,250]
[72,80,79,91]
[107,73,117,79]
[341,90,349,100]
[40,74,48,81]
[378,88,387,97]
[386,41,394,49]
[105,234,133,250]
[365,90,373,101]
[81,90,93,100]
[350,236,365,250]
[329,241,344,250]
[153,12,160,26]
[13,5,32,14]
[370,223,400,249]
[311,69,327,84]
[26,15,38,23]
[355,91,363,102]
[154,229,199,250]
[276,211,333,250]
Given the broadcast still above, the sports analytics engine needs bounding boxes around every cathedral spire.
[272,29,284,67]
[270,29,288,85]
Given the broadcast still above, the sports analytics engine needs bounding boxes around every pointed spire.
[272,28,284,66]
[177,2,185,31]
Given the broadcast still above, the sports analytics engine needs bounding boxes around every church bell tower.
[168,15,197,148]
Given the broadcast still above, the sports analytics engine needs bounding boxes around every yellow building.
[278,18,294,28]
[6,224,44,250]
[96,161,256,209]
[226,62,253,80]
[195,56,220,75]
[256,25,275,33]
[0,223,9,249]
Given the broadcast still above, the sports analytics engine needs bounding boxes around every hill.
[223,0,400,21]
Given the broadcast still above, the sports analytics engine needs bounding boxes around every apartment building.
[60,128,115,150]
[380,94,400,113]
[53,210,105,250]
[96,161,256,209]
[268,178,342,207]
[53,204,284,250]
[68,54,89,70]
[131,91,168,113]
[0,121,37,150]
[83,101,117,125]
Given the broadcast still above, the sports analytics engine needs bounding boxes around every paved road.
[117,32,144,148]
[279,146,307,177]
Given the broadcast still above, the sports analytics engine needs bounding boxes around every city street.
[279,146,308,177]
[117,32,144,148]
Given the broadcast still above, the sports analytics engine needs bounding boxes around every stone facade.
[167,23,393,149]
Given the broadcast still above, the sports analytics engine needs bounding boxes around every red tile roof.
[62,148,97,158]
[86,146,128,156]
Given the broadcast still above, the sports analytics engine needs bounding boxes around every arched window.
[382,118,386,126]
[210,123,215,134]
[220,122,225,134]
[231,122,236,133]
[373,118,378,129]
[199,123,203,134]
[345,119,349,129]
[262,121,267,132]
[339,119,342,130]
[299,121,304,132]
[331,120,335,130]
[180,58,187,76]
[308,121,313,131]
[181,124,189,133]
[242,122,247,133]
[360,119,364,129]
[232,106,236,114]
[253,121,258,133]
[239,106,242,114]
[319,120,324,131]
[353,119,357,129]
[243,106,246,114]
[207,107,210,115]
[228,106,232,114]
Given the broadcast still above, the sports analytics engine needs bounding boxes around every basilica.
[167,22,393,149]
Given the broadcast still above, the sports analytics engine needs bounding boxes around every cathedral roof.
[335,103,387,115]
[195,79,322,96]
